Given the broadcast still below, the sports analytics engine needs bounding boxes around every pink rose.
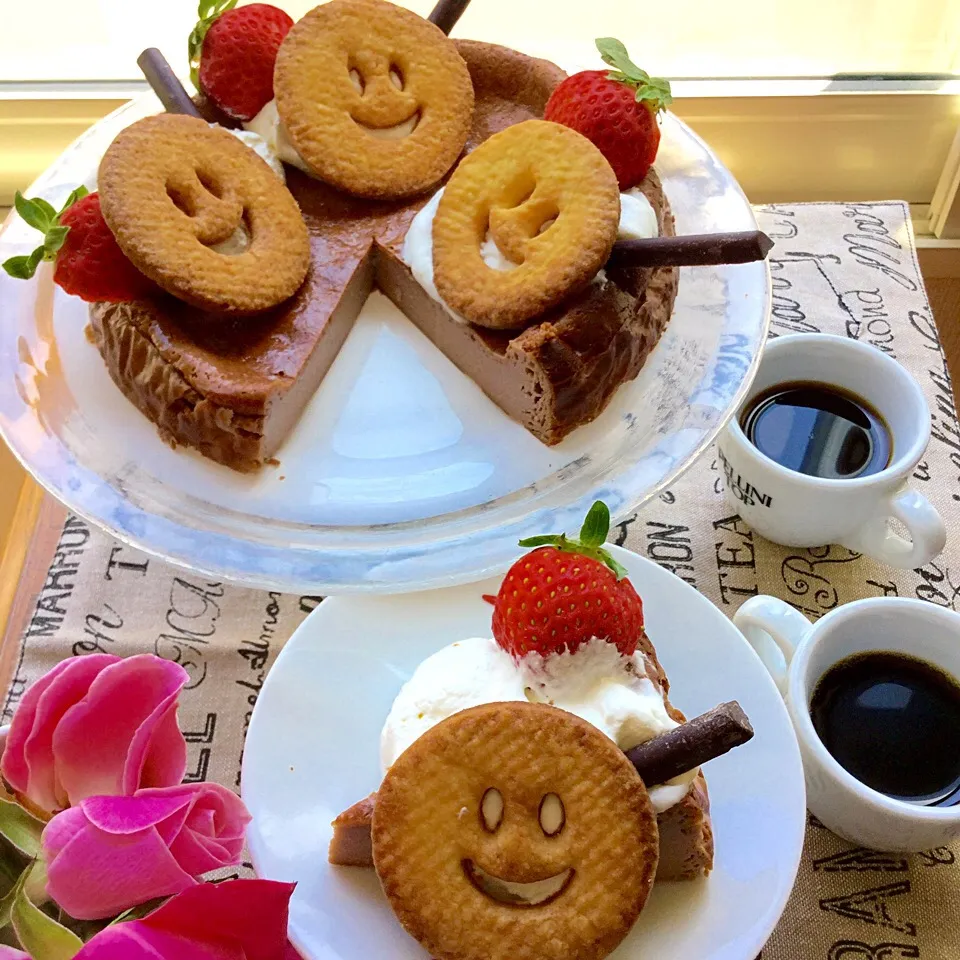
[1,654,189,817]
[0,949,28,959]
[72,879,298,959]
[43,782,251,920]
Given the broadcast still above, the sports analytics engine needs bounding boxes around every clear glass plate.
[0,94,770,593]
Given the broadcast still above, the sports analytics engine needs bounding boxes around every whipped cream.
[617,188,660,240]
[213,121,287,181]
[380,636,698,813]
[401,185,659,321]
[243,100,312,175]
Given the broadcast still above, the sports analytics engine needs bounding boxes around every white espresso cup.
[717,334,946,568]
[734,594,960,851]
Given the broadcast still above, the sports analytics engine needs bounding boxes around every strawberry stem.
[518,500,629,580]
[595,38,673,113]
[2,187,89,281]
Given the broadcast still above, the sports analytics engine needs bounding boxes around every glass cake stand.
[0,93,770,593]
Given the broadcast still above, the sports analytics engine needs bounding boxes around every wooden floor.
[928,279,960,380]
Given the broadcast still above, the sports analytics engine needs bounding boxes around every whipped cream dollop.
[243,100,312,175]
[380,636,698,813]
[244,95,419,171]
[226,128,286,181]
[401,185,658,318]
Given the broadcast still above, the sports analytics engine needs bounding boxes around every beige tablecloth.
[6,200,960,958]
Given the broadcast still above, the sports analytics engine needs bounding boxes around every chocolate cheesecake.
[90,40,679,471]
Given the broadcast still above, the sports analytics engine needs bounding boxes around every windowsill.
[2,78,960,208]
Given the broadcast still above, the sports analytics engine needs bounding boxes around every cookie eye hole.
[389,65,404,90]
[537,216,557,236]
[539,793,565,836]
[480,787,504,833]
[510,183,536,209]
[167,183,196,218]
[165,173,223,219]
[196,171,223,200]
[349,68,365,95]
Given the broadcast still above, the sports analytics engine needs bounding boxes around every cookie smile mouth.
[462,859,574,907]
[355,112,421,140]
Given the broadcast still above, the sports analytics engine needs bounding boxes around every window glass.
[3,0,959,83]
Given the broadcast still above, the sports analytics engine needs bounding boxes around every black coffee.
[810,651,960,806]
[740,381,891,479]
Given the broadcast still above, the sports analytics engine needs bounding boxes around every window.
[4,0,959,80]
[3,0,960,234]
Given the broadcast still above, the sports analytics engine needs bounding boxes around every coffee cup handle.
[733,595,813,695]
[842,487,947,570]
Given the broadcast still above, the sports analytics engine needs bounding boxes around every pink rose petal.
[43,785,251,919]
[2,655,119,812]
[53,656,188,804]
[140,879,296,960]
[71,880,296,960]
[74,925,238,960]
[126,696,188,794]
[0,948,30,959]
[153,801,193,847]
[41,804,88,862]
[81,792,193,833]
[168,827,232,875]
[45,809,196,919]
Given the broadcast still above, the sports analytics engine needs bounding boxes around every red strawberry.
[191,1,294,121]
[2,189,155,303]
[544,38,672,189]
[491,502,644,660]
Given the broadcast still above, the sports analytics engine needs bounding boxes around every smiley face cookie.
[431,120,621,329]
[98,114,310,314]
[372,701,659,960]
[274,0,474,199]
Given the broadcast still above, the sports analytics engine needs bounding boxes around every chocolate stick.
[608,230,773,270]
[137,48,202,118]
[626,701,754,786]
[428,0,472,34]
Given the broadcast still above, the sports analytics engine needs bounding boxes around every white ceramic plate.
[0,92,769,593]
[242,547,805,960]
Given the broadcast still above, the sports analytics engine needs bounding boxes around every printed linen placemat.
[6,201,960,958]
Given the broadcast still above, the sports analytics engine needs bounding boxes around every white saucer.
[242,546,805,960]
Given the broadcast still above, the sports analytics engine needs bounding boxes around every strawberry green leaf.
[60,186,89,212]
[42,226,69,260]
[596,38,648,82]
[579,501,610,548]
[595,37,673,112]
[517,534,563,548]
[597,547,629,581]
[2,254,35,280]
[517,502,628,579]
[14,192,55,234]
[31,196,57,220]
[5,184,87,282]
[2,247,45,280]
